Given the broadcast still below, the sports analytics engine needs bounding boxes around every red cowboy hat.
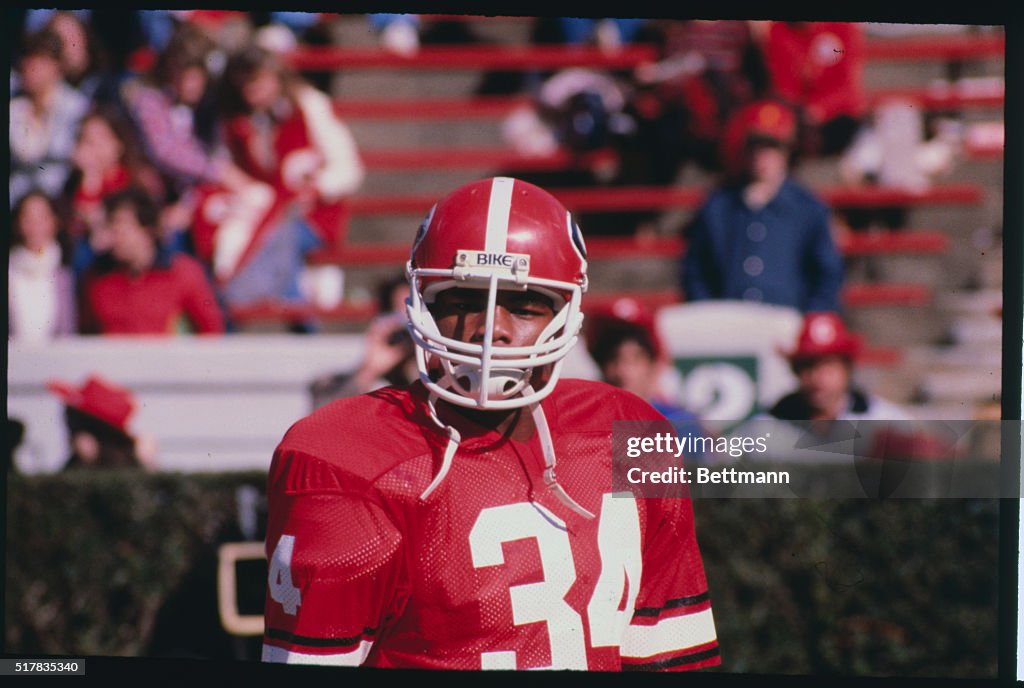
[784,311,863,362]
[47,375,136,433]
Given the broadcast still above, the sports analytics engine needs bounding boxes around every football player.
[262,177,720,671]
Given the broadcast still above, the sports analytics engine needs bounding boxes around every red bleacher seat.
[342,183,983,216]
[334,96,530,119]
[287,44,658,71]
[360,147,578,171]
[861,34,1004,61]
[288,33,1002,71]
[868,83,1004,110]
[307,230,948,267]
[228,282,933,328]
[359,135,1000,172]
[334,86,1002,123]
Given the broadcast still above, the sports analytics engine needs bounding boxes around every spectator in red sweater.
[763,21,866,157]
[80,188,226,335]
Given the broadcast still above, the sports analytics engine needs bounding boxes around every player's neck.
[441,402,537,441]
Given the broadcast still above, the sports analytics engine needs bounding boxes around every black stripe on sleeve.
[265,626,378,650]
[632,591,711,617]
[622,645,721,672]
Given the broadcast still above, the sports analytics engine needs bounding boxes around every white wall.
[7,334,602,474]
[7,305,808,474]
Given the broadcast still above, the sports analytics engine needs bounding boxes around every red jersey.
[82,254,226,335]
[221,87,361,250]
[262,379,720,671]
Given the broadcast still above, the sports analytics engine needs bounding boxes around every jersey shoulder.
[275,384,438,482]
[546,379,668,433]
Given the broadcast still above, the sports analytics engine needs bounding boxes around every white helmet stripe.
[484,177,515,253]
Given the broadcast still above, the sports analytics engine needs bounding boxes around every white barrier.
[7,335,600,475]
[7,303,800,474]
[655,301,804,429]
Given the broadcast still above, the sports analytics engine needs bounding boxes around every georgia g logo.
[568,214,587,261]
[410,204,436,260]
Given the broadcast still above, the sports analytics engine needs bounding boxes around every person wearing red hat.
[585,305,710,462]
[585,298,681,413]
[768,312,909,422]
[680,99,844,314]
[47,374,156,469]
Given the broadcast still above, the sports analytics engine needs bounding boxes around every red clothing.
[69,166,130,239]
[263,379,720,671]
[659,19,761,135]
[82,254,225,335]
[221,86,363,250]
[223,103,315,195]
[73,166,129,216]
[765,22,866,123]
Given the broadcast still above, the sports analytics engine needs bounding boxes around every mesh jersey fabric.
[262,378,720,671]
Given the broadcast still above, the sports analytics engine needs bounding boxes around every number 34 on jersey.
[266,493,719,671]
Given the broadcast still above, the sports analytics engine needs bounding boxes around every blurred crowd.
[495,19,960,194]
[9,9,364,341]
[9,12,996,471]
[9,11,976,344]
[466,16,963,311]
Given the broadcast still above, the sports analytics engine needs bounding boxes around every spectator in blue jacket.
[680,99,844,313]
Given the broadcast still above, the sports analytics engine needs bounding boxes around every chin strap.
[527,391,596,519]
[418,390,595,519]
[420,392,461,501]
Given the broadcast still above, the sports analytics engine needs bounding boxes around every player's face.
[796,354,851,418]
[431,287,556,348]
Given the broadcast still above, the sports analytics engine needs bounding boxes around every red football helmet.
[406,177,589,409]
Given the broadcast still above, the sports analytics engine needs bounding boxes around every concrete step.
[947,315,1003,346]
[936,288,1003,315]
[905,400,998,421]
[916,368,1002,405]
[910,344,1002,370]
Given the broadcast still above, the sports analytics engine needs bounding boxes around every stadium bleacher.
[8,15,1006,474]
[302,16,1004,419]
[239,21,1001,324]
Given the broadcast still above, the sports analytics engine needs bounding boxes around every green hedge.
[4,471,1000,677]
[5,471,267,660]
[697,498,999,677]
